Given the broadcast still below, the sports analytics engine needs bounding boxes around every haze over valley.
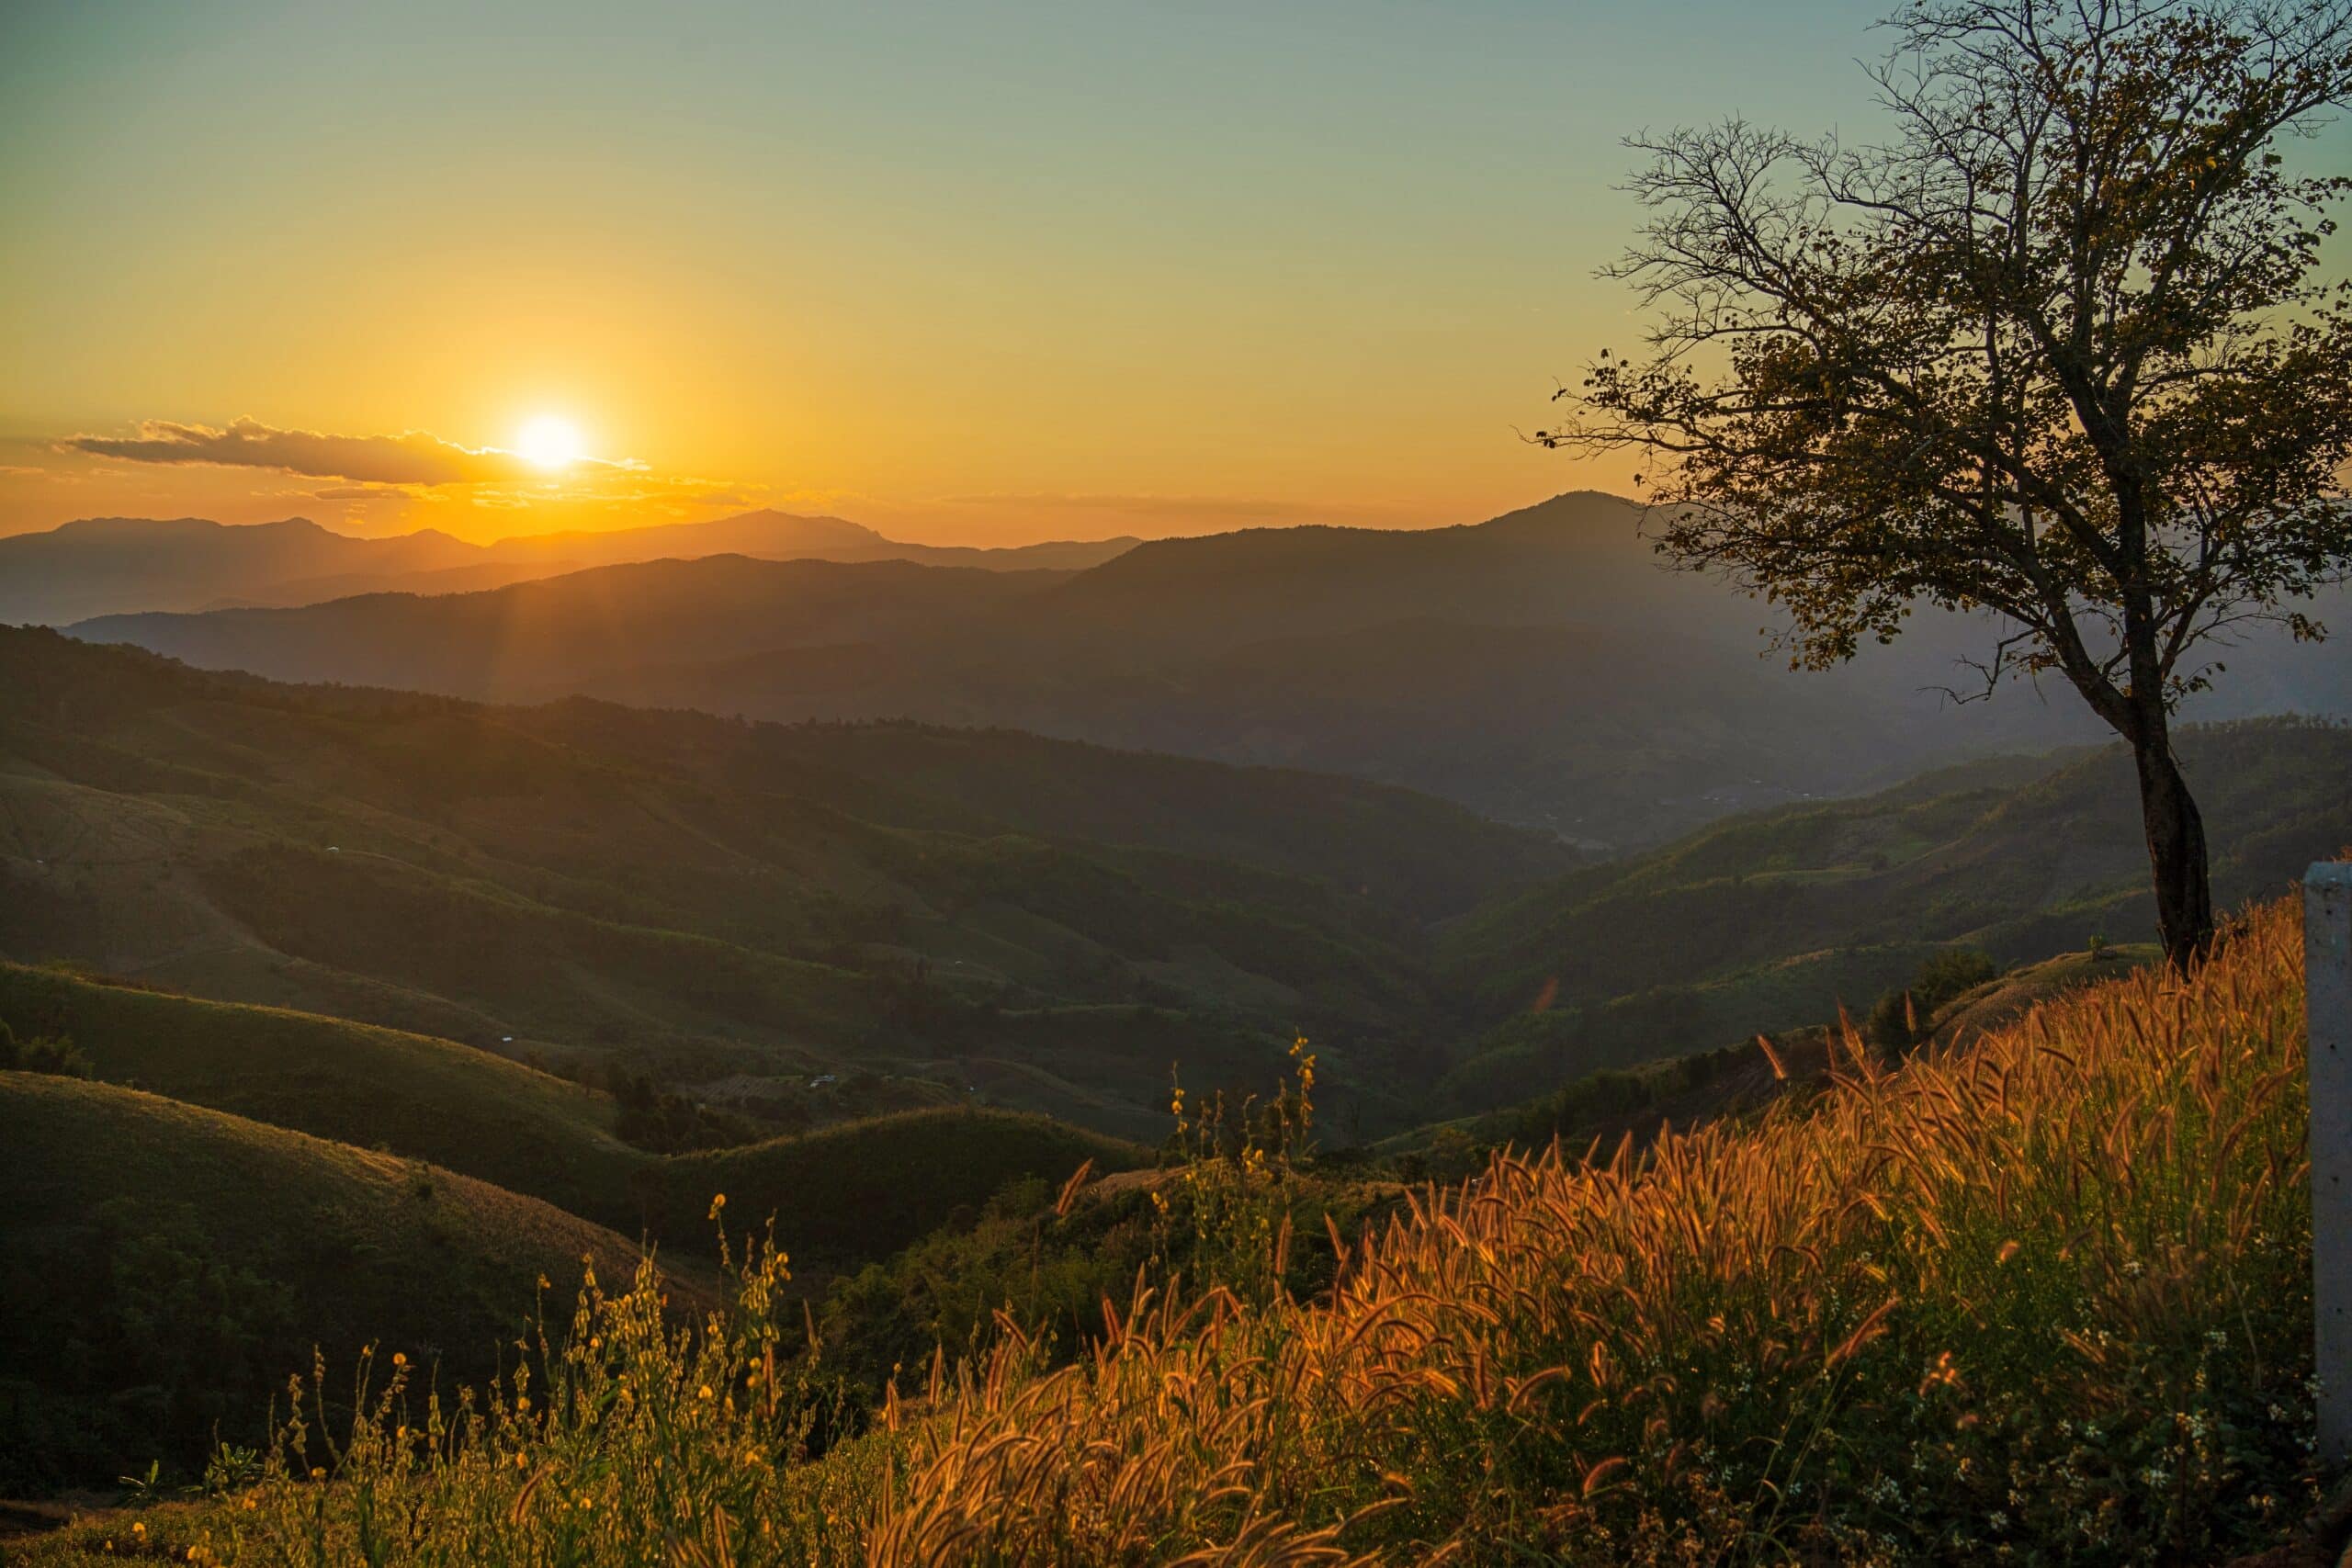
[35,491,2349,852]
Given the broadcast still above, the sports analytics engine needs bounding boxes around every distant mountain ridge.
[67,491,2352,849]
[0,508,1140,625]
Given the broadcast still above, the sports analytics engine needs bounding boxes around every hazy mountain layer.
[71,492,2352,849]
[0,508,1137,625]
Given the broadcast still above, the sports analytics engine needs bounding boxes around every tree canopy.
[1546,0,2352,964]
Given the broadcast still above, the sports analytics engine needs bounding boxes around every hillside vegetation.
[0,959,1145,1258]
[0,626,1557,1139]
[10,626,2351,1144]
[0,1075,670,1495]
[0,961,1146,1490]
[1433,717,2352,1112]
[0,962,644,1224]
[24,892,2318,1563]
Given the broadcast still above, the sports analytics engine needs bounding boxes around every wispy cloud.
[311,483,413,502]
[59,417,638,487]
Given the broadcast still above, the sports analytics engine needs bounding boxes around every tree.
[1543,0,2352,968]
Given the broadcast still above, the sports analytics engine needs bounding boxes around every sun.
[514,413,586,470]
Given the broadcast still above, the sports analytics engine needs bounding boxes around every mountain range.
[0,508,1138,626]
[60,491,2352,850]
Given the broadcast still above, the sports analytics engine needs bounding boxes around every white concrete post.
[2308,861,2352,1465]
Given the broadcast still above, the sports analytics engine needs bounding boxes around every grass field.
[15,891,2321,1562]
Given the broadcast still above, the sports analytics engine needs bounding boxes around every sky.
[4,0,2326,547]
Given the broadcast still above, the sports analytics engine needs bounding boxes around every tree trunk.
[2130,722,2215,972]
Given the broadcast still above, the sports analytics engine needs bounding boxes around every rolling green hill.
[0,960,1147,1259]
[0,1073,671,1494]
[0,996,1145,1493]
[0,962,644,1225]
[0,626,1562,1138]
[1431,718,2352,1111]
[647,1107,1148,1266]
[10,624,2351,1145]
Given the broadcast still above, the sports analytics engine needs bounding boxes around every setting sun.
[514,414,585,470]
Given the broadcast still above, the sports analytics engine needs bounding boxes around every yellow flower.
[699,1384,715,1400]
[391,1351,407,1367]
[708,1192,728,1221]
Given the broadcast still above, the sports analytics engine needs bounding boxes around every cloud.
[59,417,630,487]
[311,484,413,502]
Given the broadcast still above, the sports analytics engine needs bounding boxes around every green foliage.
[1865,947,2000,1051]
[0,1015,87,1077]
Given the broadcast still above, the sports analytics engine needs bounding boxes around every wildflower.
[709,1192,727,1221]
[700,1384,715,1400]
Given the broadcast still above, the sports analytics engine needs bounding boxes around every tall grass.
[59,898,2320,1565]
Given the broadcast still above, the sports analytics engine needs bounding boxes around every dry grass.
[28,897,2322,1565]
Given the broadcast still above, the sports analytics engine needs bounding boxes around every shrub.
[1866,947,2000,1050]
[0,1019,88,1078]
